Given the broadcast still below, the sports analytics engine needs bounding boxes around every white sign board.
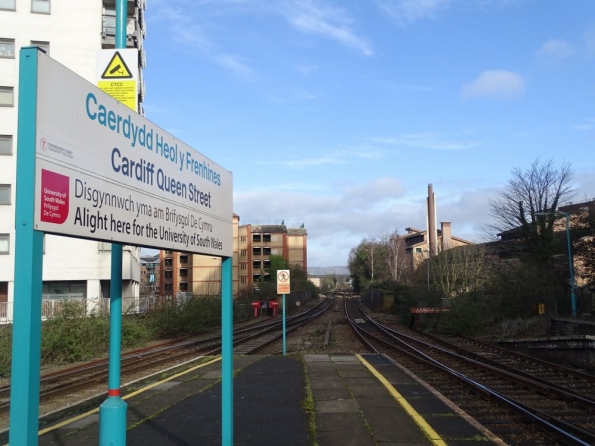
[277,269,290,294]
[34,52,233,257]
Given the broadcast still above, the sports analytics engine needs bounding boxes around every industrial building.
[0,0,147,318]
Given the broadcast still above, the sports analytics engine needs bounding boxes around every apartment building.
[159,217,308,297]
[139,254,160,296]
[0,0,146,311]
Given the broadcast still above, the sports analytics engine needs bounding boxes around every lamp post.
[535,211,577,318]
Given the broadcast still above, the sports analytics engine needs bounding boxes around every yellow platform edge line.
[30,355,222,439]
[355,354,448,446]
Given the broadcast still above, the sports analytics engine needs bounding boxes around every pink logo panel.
[41,169,69,224]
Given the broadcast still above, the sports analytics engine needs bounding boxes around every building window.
[99,241,111,252]
[0,87,14,107]
[263,259,271,269]
[164,283,172,291]
[415,247,422,253]
[253,234,261,243]
[0,185,11,205]
[240,236,246,243]
[0,136,12,155]
[31,0,50,13]
[179,255,188,263]
[164,270,172,279]
[263,246,272,255]
[179,282,188,291]
[0,39,15,58]
[263,233,271,242]
[253,260,261,269]
[0,234,9,254]
[0,0,15,11]
[30,40,49,55]
[165,250,173,253]
[179,268,188,277]
[240,262,247,270]
[252,247,261,256]
[164,258,173,266]
[42,281,86,299]
[240,276,247,284]
[240,249,247,257]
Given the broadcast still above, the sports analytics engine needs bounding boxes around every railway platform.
[32,353,503,446]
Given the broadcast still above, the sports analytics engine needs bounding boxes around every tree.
[430,244,488,298]
[378,229,409,282]
[571,203,595,286]
[348,237,386,289]
[488,157,575,262]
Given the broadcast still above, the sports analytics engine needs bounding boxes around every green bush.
[147,295,245,338]
[0,325,12,378]
[41,301,110,363]
[0,293,260,378]
[439,293,492,336]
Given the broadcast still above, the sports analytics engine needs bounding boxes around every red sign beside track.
[410,307,450,314]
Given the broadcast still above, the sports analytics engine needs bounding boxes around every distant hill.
[308,266,350,276]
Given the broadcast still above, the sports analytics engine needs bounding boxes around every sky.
[142,0,595,267]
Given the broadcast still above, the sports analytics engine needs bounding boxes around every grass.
[301,359,320,446]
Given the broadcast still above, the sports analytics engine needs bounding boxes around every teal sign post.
[9,46,45,446]
[99,1,128,444]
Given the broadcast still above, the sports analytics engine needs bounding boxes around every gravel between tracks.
[258,295,369,356]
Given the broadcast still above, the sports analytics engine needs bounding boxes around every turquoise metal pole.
[564,213,577,318]
[99,0,128,444]
[10,46,44,446]
[221,257,233,446]
[282,294,286,356]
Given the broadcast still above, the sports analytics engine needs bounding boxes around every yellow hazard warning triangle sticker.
[101,51,133,79]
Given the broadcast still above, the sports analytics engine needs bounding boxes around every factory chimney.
[427,184,437,256]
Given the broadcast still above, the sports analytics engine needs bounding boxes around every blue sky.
[142,0,595,267]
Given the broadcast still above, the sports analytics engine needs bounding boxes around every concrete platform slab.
[315,399,360,413]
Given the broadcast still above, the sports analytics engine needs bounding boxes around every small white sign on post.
[277,270,290,294]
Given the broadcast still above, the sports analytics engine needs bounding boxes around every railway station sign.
[35,52,233,256]
[96,49,138,111]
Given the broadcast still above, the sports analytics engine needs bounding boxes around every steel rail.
[344,298,594,446]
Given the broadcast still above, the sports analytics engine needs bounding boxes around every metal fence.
[0,296,163,325]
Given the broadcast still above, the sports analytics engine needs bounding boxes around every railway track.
[0,297,335,418]
[345,297,595,446]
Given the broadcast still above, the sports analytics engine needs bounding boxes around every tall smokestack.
[427,184,437,256]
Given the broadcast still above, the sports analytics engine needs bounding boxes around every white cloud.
[584,25,595,58]
[376,0,451,25]
[573,118,595,131]
[343,177,405,206]
[373,133,481,150]
[461,69,526,100]
[279,1,373,56]
[233,178,503,266]
[535,39,574,65]
[258,148,385,169]
[215,54,253,79]
[297,64,319,76]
